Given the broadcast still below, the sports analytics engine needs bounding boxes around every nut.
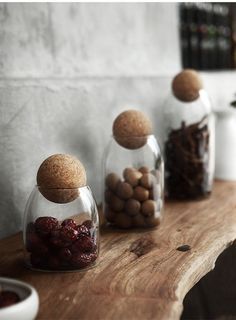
[113,110,152,149]
[116,181,133,200]
[133,186,149,202]
[109,193,125,211]
[145,216,161,228]
[105,207,116,223]
[140,173,155,189]
[104,189,113,203]
[114,212,132,229]
[133,214,146,227]
[105,173,120,191]
[172,69,203,102]
[124,199,141,216]
[139,166,150,174]
[123,168,142,187]
[141,200,156,217]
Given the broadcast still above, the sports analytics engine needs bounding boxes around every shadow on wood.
[182,242,236,320]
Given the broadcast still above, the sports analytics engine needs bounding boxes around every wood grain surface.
[1,180,236,320]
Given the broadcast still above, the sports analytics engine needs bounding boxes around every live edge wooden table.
[1,180,236,320]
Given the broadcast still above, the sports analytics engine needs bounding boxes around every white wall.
[0,3,236,239]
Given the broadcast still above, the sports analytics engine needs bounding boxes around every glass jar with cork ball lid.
[103,109,164,229]
[23,154,99,272]
[163,69,215,200]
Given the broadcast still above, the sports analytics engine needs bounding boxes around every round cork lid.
[37,154,87,189]
[172,69,203,102]
[112,110,152,149]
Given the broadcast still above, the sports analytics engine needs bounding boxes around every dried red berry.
[60,226,78,243]
[61,219,77,229]
[71,252,97,268]
[0,291,20,308]
[26,232,49,256]
[82,220,93,229]
[59,248,72,261]
[71,235,96,253]
[49,229,67,248]
[76,224,90,236]
[35,217,59,237]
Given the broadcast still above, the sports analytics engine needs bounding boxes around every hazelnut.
[124,199,141,216]
[105,173,120,191]
[139,166,150,174]
[104,189,113,203]
[172,69,203,102]
[116,181,133,200]
[145,216,161,228]
[133,186,149,202]
[141,200,156,217]
[140,173,155,189]
[114,212,132,229]
[113,110,152,149]
[133,214,146,228]
[109,193,125,212]
[123,168,142,187]
[105,207,116,223]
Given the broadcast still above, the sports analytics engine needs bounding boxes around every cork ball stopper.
[112,110,152,149]
[37,154,87,203]
[172,69,203,102]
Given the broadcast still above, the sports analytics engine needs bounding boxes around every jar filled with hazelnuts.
[23,154,99,272]
[163,69,215,200]
[103,109,164,229]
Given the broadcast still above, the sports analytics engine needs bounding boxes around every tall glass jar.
[163,89,215,199]
[23,186,99,272]
[103,134,164,229]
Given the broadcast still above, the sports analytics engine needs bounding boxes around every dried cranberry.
[61,219,77,229]
[49,229,67,248]
[35,217,59,237]
[26,233,49,256]
[71,235,96,253]
[59,248,72,261]
[71,252,97,268]
[60,226,78,243]
[0,291,20,308]
[76,224,90,236]
[82,220,93,229]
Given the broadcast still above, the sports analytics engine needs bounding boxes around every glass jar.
[103,134,164,229]
[23,186,99,272]
[163,89,215,199]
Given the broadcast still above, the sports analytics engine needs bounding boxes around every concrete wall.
[0,3,236,239]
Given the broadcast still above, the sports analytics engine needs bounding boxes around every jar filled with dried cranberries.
[163,69,215,200]
[103,109,164,229]
[23,154,99,271]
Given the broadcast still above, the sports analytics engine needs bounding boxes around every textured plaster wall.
[0,3,236,239]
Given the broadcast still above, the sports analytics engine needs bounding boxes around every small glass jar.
[163,89,215,199]
[23,186,99,272]
[103,135,164,229]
